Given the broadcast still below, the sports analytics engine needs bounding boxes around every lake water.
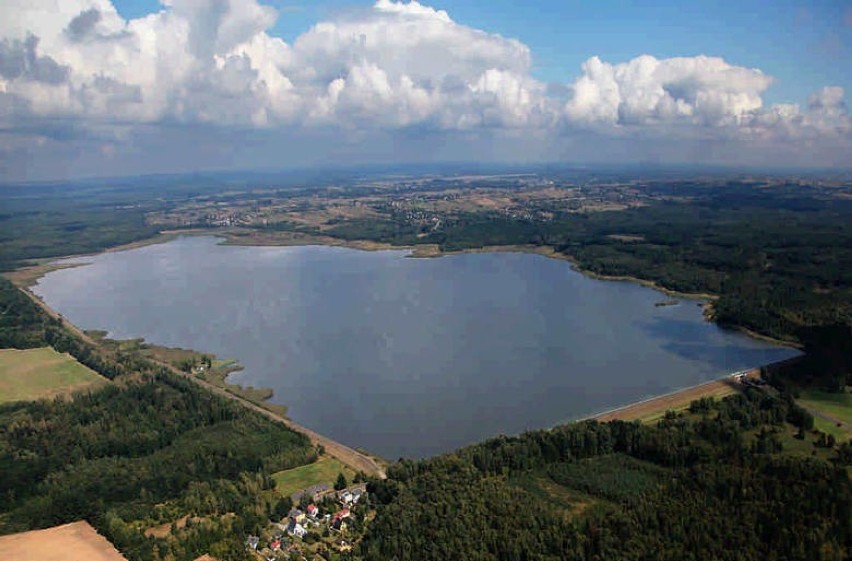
[34,236,799,459]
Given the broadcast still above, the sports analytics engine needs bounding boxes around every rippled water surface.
[35,236,799,458]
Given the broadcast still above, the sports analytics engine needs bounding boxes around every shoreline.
[123,229,794,347]
[5,228,802,456]
[3,232,184,289]
[7,229,796,350]
[11,282,387,478]
[584,372,754,423]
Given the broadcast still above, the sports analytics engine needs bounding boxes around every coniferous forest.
[358,389,850,561]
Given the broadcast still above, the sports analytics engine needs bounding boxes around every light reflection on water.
[35,236,799,459]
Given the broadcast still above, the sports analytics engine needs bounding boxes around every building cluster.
[245,484,368,560]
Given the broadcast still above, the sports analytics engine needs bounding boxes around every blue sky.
[1,0,850,180]
[111,0,852,107]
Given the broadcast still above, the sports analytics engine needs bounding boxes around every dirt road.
[19,286,386,479]
[591,373,751,422]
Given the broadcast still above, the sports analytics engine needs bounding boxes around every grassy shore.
[86,332,286,416]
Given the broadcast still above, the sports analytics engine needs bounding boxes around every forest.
[0,277,315,561]
[1,173,850,560]
[358,390,850,561]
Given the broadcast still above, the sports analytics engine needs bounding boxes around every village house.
[331,517,348,532]
[338,490,353,505]
[245,535,259,551]
[287,508,306,524]
[338,483,368,505]
[306,504,319,518]
[286,520,307,539]
[331,507,351,532]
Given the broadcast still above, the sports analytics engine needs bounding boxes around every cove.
[33,236,799,459]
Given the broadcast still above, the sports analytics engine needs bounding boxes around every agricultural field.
[0,347,108,403]
[0,521,128,561]
[272,455,357,499]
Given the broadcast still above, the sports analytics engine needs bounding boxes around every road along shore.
[589,369,765,423]
[15,284,386,479]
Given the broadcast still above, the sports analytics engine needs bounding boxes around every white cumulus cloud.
[0,0,849,168]
[564,55,773,127]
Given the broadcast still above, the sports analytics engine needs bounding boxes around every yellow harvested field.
[0,347,108,403]
[0,521,128,561]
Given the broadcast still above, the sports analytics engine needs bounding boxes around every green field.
[0,347,108,403]
[799,389,852,426]
[272,455,356,499]
[813,417,849,442]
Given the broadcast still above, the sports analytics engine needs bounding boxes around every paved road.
[21,286,387,479]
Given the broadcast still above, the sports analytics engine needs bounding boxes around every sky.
[0,0,850,181]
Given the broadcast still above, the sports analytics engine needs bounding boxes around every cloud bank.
[0,0,849,178]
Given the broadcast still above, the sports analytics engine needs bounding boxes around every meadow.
[0,347,108,403]
[272,455,357,499]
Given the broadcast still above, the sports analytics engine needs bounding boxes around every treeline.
[0,278,316,561]
[0,277,52,348]
[4,178,849,345]
[0,276,142,380]
[360,389,850,561]
[0,208,158,271]
[0,175,243,270]
[319,183,852,344]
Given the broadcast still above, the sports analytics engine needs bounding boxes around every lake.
[34,236,799,459]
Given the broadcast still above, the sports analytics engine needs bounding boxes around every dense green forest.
[359,390,850,561]
[0,277,315,561]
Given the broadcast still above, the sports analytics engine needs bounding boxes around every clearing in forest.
[273,455,357,499]
[798,388,852,441]
[798,389,852,426]
[0,347,108,403]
